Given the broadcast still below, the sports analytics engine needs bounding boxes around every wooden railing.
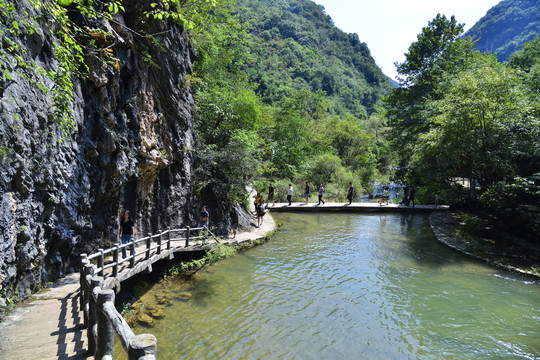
[79,226,215,359]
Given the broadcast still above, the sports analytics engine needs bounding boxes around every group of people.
[283,181,355,206]
[118,182,418,248]
[399,183,416,207]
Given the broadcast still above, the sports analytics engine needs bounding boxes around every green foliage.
[480,176,540,213]
[508,37,540,92]
[237,0,392,117]
[464,0,540,62]
[396,14,464,87]
[386,14,540,212]
[121,302,134,317]
[189,0,394,207]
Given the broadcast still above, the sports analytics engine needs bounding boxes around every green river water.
[117,213,540,359]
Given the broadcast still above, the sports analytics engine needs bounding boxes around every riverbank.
[430,211,540,279]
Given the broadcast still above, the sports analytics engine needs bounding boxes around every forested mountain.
[235,0,393,118]
[464,0,540,62]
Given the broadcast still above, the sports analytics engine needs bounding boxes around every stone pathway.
[0,211,276,359]
[0,273,87,360]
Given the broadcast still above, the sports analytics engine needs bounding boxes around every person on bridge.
[347,182,354,205]
[400,183,410,205]
[318,183,325,205]
[119,210,135,259]
[304,181,310,204]
[379,187,389,205]
[198,206,209,228]
[287,184,293,205]
[409,186,416,207]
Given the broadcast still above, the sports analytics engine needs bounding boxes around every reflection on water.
[116,213,540,359]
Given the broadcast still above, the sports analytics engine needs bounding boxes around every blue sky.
[313,0,503,80]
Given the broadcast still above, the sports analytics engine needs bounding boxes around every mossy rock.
[136,314,156,327]
[149,308,165,319]
[155,294,172,305]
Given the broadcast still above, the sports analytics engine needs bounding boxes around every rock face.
[0,1,199,309]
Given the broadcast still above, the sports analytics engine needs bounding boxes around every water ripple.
[121,213,540,360]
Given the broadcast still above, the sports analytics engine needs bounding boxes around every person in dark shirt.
[198,206,209,227]
[119,210,135,259]
[409,186,416,207]
[304,181,310,204]
[268,183,275,207]
[400,183,410,205]
[347,182,354,204]
[318,183,325,205]
[256,199,266,227]
[230,208,239,238]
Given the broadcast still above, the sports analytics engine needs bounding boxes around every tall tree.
[384,14,474,179]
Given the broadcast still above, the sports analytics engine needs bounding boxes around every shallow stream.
[116,213,540,359]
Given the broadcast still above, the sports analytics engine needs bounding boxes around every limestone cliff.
[0,0,198,310]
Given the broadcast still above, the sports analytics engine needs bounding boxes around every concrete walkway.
[0,212,276,359]
[267,201,448,212]
[0,273,88,360]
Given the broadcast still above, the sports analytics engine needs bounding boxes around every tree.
[396,14,464,87]
[410,52,538,190]
[384,15,475,180]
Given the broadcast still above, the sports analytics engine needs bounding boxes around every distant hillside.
[236,0,393,118]
[464,0,540,62]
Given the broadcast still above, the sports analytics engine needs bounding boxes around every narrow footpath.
[0,211,276,360]
[268,200,448,212]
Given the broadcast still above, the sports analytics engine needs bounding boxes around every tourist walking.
[347,182,354,204]
[229,208,239,238]
[198,206,209,228]
[304,181,310,204]
[379,187,389,205]
[253,192,262,208]
[287,184,293,205]
[318,183,325,205]
[409,186,416,207]
[400,183,410,205]
[256,199,266,227]
[119,210,135,259]
[268,183,275,207]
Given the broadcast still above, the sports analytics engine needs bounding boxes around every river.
[117,213,540,359]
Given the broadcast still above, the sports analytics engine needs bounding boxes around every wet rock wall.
[0,0,198,309]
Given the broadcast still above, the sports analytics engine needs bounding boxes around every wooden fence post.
[112,246,119,277]
[157,230,162,255]
[96,289,115,359]
[130,240,135,268]
[79,254,88,324]
[146,233,151,260]
[88,276,103,356]
[185,226,190,247]
[83,263,94,328]
[167,227,171,250]
[97,249,104,277]
[128,334,157,360]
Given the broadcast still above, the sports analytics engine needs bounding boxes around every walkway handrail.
[79,225,218,359]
